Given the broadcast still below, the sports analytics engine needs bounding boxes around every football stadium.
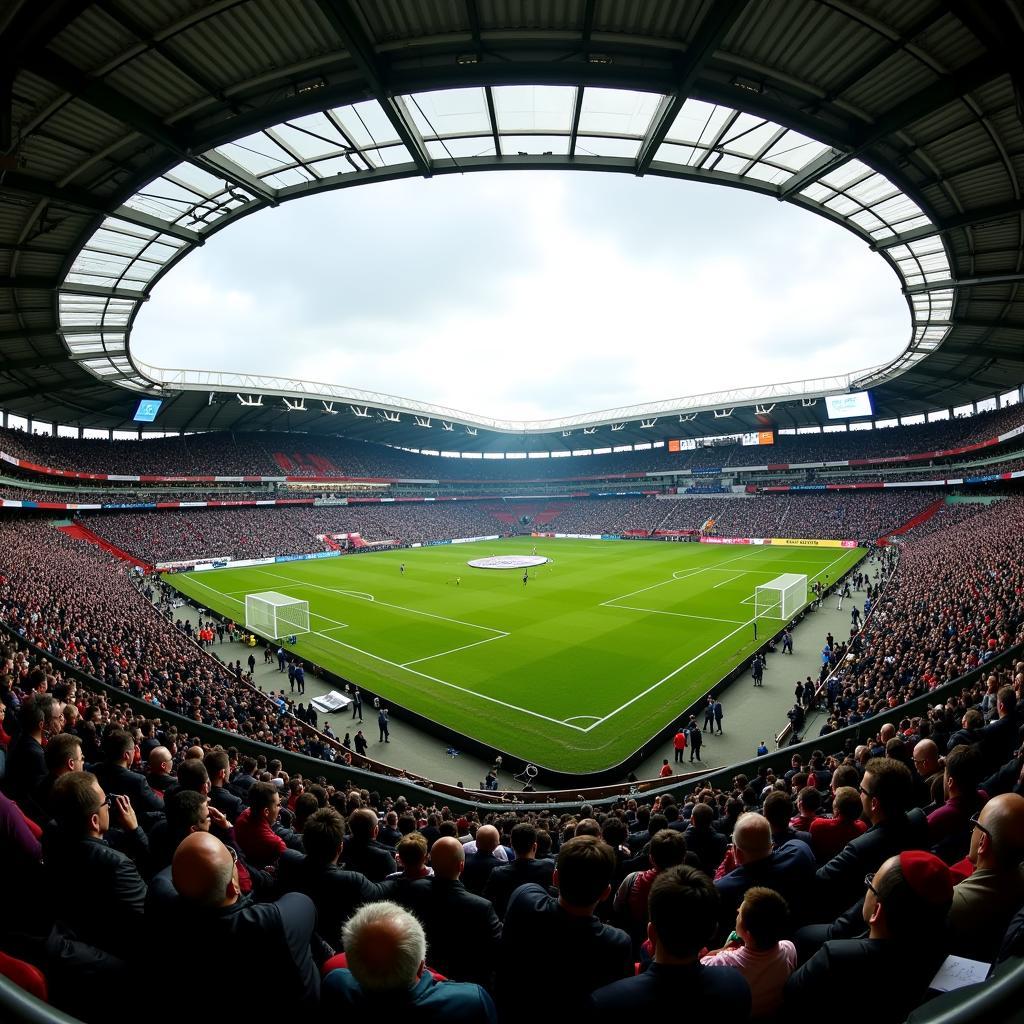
[1,2,1023,1021]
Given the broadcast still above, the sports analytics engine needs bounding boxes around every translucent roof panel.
[492,86,576,132]
[57,84,953,405]
[404,88,491,138]
[577,88,659,137]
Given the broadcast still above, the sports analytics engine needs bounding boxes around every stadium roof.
[1,0,1022,452]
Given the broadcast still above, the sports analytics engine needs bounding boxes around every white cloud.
[134,171,907,421]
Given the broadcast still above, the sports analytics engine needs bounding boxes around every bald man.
[390,836,501,988]
[714,812,816,938]
[169,833,319,1015]
[911,739,943,807]
[147,746,177,794]
[949,793,1024,961]
[463,824,502,895]
[321,901,497,1021]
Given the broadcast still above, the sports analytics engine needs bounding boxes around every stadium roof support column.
[315,0,433,177]
[636,0,751,175]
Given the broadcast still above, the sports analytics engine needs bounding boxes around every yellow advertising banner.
[769,537,856,548]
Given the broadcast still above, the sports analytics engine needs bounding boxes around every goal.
[754,573,807,622]
[245,591,310,639]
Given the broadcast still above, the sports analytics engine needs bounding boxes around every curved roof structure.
[1,0,1022,451]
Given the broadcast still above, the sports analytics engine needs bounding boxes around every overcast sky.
[134,171,908,423]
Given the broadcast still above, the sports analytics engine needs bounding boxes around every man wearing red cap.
[785,851,952,1023]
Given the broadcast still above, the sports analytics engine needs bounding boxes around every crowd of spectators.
[0,520,339,763]
[1,478,1024,1017]
[0,486,277,505]
[79,490,949,563]
[2,604,1024,1020]
[84,502,513,562]
[3,402,1023,486]
[808,498,1024,742]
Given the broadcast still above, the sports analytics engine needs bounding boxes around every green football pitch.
[166,537,865,773]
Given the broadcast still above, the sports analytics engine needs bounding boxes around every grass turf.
[166,537,865,773]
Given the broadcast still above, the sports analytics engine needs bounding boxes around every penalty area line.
[253,568,505,637]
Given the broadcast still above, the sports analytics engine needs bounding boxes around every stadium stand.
[2,489,1024,1021]
[4,3,1024,1021]
[2,401,1024,485]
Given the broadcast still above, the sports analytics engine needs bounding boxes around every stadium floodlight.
[245,591,310,640]
[754,573,807,623]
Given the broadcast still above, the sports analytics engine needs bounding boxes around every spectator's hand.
[209,805,231,829]
[114,793,138,831]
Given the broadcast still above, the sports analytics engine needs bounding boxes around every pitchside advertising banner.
[158,550,340,572]
[699,536,857,548]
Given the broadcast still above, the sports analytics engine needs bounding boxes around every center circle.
[466,555,550,570]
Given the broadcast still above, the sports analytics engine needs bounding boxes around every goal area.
[754,573,807,622]
[245,591,310,639]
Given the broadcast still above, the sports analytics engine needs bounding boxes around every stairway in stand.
[57,521,154,573]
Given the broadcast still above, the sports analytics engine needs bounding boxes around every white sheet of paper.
[930,955,990,993]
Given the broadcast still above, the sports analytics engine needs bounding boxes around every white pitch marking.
[253,568,506,637]
[181,575,352,632]
[176,566,572,731]
[713,574,742,589]
[604,548,762,606]
[563,715,602,725]
[309,629,585,731]
[583,547,861,732]
[401,633,508,667]
[605,603,748,625]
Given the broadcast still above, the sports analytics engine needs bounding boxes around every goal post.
[245,591,310,639]
[754,573,807,623]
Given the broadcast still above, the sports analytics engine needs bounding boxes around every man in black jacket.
[277,807,382,949]
[484,822,555,917]
[393,836,501,988]
[497,836,632,1017]
[168,831,320,1017]
[814,758,927,919]
[462,824,503,896]
[683,802,728,878]
[229,755,258,801]
[786,851,952,1024]
[43,771,147,959]
[204,748,243,822]
[342,807,397,881]
[93,728,164,818]
[977,686,1021,774]
[5,694,56,804]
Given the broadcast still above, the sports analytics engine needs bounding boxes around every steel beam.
[636,0,750,174]
[779,54,1005,198]
[314,0,432,175]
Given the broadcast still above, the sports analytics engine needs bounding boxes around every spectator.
[321,901,497,1022]
[276,807,382,950]
[342,807,397,882]
[785,852,953,1024]
[701,886,796,1019]
[43,771,147,958]
[234,781,287,868]
[714,812,815,937]
[814,758,927,918]
[498,836,632,1017]
[591,865,751,1018]
[948,793,1024,961]
[483,822,555,918]
[169,831,319,1016]
[392,836,500,988]
[809,787,867,863]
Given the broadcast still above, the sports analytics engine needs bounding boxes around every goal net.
[245,591,310,639]
[754,573,807,622]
